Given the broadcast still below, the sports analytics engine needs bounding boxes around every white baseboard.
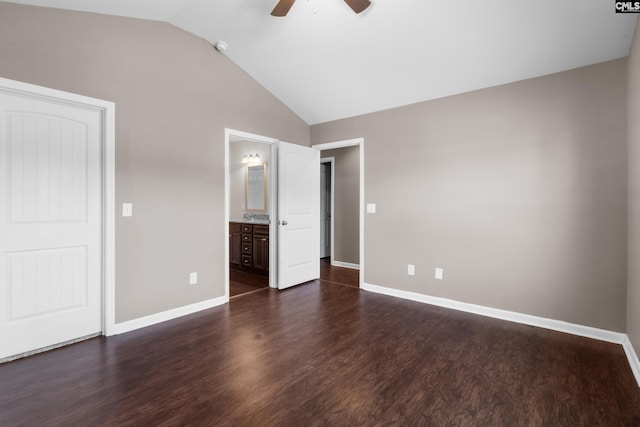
[109,296,228,335]
[623,335,640,387]
[331,261,360,270]
[362,283,625,344]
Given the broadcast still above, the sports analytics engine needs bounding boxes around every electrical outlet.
[408,264,415,276]
[435,268,444,280]
[189,272,198,285]
[367,203,376,213]
[122,203,133,217]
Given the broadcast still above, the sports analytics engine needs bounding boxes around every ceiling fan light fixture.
[271,0,370,17]
[344,0,371,14]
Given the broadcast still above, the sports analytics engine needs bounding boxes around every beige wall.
[628,21,640,349]
[322,146,360,265]
[312,59,628,332]
[0,2,309,323]
[229,140,271,220]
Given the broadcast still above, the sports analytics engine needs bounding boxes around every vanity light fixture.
[242,153,262,164]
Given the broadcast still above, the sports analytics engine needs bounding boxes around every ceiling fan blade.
[344,0,371,14]
[271,0,296,16]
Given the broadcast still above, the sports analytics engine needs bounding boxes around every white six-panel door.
[0,91,103,359]
[277,142,320,289]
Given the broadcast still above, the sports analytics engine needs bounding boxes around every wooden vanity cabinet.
[229,222,242,266]
[253,225,269,271]
[241,223,253,268]
[229,222,269,273]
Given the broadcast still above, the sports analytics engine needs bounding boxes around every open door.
[277,142,320,289]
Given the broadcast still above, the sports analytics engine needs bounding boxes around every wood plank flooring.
[230,258,357,298]
[229,269,268,297]
[320,257,359,288]
[1,270,639,425]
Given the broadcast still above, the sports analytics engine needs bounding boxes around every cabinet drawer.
[242,255,252,267]
[241,224,253,233]
[242,243,252,254]
[242,233,252,243]
[254,225,269,236]
[229,222,242,233]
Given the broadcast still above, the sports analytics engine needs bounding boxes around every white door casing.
[278,141,320,289]
[0,90,103,359]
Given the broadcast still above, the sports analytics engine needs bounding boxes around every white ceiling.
[6,0,638,124]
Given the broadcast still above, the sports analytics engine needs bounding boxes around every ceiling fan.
[271,0,371,16]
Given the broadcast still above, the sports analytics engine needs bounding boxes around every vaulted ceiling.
[5,0,637,124]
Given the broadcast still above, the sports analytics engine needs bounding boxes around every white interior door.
[320,162,331,258]
[0,91,103,359]
[278,142,320,289]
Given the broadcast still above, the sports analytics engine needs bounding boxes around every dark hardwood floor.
[1,273,640,425]
[230,257,358,298]
[320,257,359,288]
[230,269,268,297]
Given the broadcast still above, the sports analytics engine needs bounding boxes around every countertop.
[230,219,270,225]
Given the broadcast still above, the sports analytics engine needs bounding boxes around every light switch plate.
[367,203,376,213]
[122,203,133,217]
[189,272,198,285]
[408,264,415,276]
[435,268,444,280]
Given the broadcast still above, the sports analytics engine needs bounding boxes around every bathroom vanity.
[229,221,269,274]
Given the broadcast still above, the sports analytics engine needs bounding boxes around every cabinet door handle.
[262,238,267,241]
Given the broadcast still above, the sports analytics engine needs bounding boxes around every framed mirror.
[245,163,268,212]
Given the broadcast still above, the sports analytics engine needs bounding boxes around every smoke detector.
[214,41,228,53]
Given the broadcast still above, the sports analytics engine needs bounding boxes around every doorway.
[225,130,322,298]
[226,130,278,299]
[320,159,333,259]
[313,138,364,288]
[225,130,353,298]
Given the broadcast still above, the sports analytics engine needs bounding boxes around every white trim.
[225,129,230,301]
[320,157,335,260]
[312,138,363,151]
[362,282,625,344]
[359,141,364,288]
[332,261,360,270]
[269,142,278,288]
[102,96,116,336]
[313,138,365,288]
[112,296,227,335]
[0,77,112,109]
[623,335,640,387]
[0,77,117,338]
[224,128,280,296]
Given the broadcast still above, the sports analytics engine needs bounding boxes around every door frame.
[224,129,279,299]
[312,138,364,288]
[0,77,116,337]
[320,157,335,260]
